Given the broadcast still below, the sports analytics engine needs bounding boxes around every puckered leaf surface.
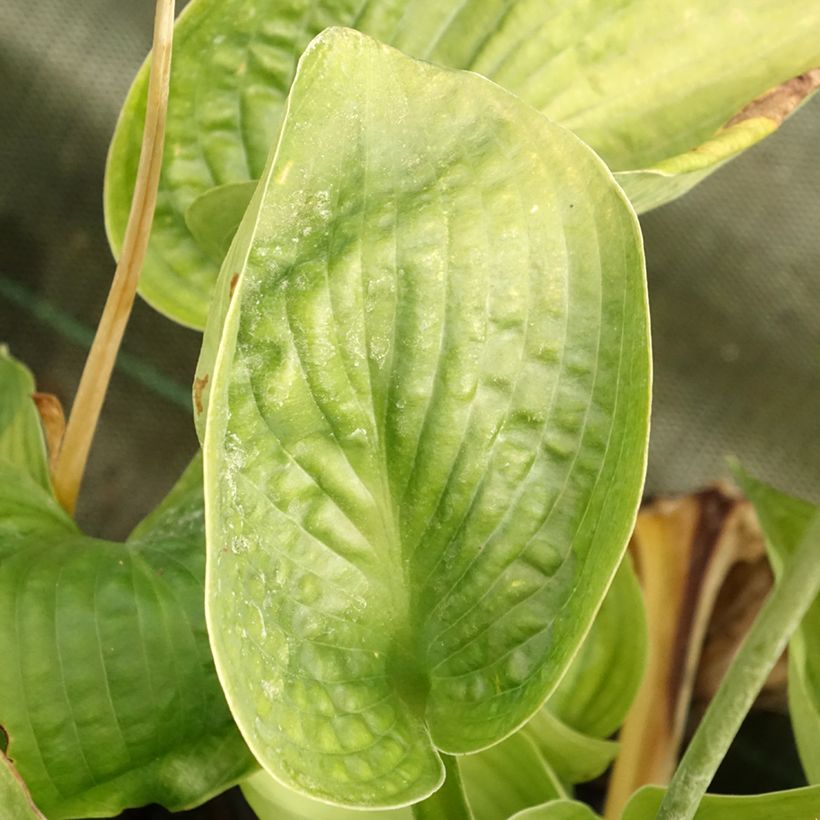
[242,555,637,815]
[105,0,820,328]
[244,729,564,820]
[0,350,255,818]
[201,27,649,808]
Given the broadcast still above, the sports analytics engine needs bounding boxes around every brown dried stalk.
[52,0,175,514]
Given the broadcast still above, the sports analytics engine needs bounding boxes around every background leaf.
[105,0,820,328]
[546,555,646,740]
[613,70,820,212]
[459,733,564,820]
[509,800,600,820]
[0,346,50,489]
[0,366,256,820]
[522,710,616,787]
[203,27,649,808]
[185,181,257,264]
[734,466,820,784]
[243,768,412,820]
[622,783,820,820]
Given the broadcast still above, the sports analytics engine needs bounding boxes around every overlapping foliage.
[2,0,819,817]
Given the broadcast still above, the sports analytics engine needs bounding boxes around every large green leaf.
[201,27,649,808]
[0,456,256,818]
[622,784,820,820]
[0,346,50,490]
[243,703,614,819]
[105,0,820,329]
[243,730,564,820]
[734,467,820,784]
[0,350,256,817]
[240,523,638,818]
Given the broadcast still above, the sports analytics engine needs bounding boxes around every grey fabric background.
[1,0,819,542]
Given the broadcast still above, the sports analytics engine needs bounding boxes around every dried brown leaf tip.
[728,68,820,127]
[32,392,65,474]
[194,374,209,416]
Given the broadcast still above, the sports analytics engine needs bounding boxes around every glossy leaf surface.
[0,351,256,818]
[735,468,820,784]
[202,27,649,808]
[105,0,820,328]
[243,730,563,820]
[622,784,820,820]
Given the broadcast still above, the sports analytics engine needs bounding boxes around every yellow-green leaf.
[105,0,820,328]
[202,28,649,808]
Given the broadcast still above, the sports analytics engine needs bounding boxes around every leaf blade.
[204,27,649,807]
[0,751,44,819]
[106,0,820,328]
[0,452,257,818]
[545,554,646,740]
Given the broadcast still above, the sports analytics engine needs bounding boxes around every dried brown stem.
[52,0,175,515]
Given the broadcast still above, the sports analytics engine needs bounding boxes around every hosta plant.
[1,1,819,819]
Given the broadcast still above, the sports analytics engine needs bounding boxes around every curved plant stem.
[52,0,175,515]
[656,512,820,820]
[411,755,474,820]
